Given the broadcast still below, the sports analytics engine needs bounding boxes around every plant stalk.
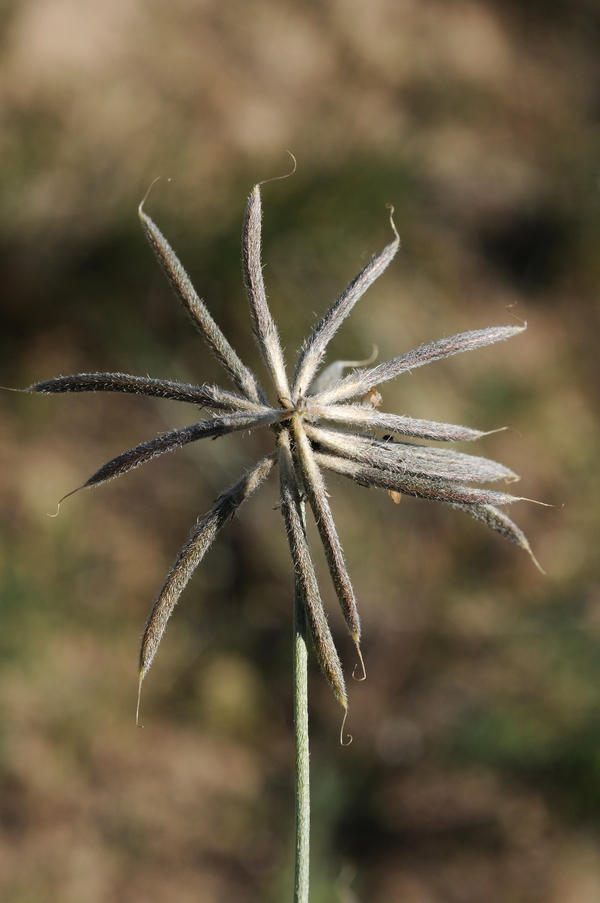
[293,509,310,903]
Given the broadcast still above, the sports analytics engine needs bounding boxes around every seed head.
[25,177,539,717]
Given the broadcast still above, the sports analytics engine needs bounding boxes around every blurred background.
[0,0,598,900]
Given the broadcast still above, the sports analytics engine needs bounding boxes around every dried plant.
[23,173,538,901]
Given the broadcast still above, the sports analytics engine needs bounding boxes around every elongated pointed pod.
[307,403,491,442]
[278,429,348,710]
[294,208,400,399]
[314,325,526,406]
[291,418,363,668]
[27,372,267,411]
[139,200,265,404]
[242,183,291,405]
[138,455,275,697]
[305,425,519,484]
[313,451,525,507]
[70,410,278,496]
[450,501,545,573]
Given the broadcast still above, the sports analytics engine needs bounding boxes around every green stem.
[293,547,310,903]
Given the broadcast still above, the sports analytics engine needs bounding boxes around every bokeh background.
[0,1,598,900]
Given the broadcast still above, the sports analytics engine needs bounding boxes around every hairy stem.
[293,502,310,903]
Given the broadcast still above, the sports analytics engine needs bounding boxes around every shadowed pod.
[137,453,276,723]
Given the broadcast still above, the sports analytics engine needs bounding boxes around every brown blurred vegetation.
[1,0,599,900]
